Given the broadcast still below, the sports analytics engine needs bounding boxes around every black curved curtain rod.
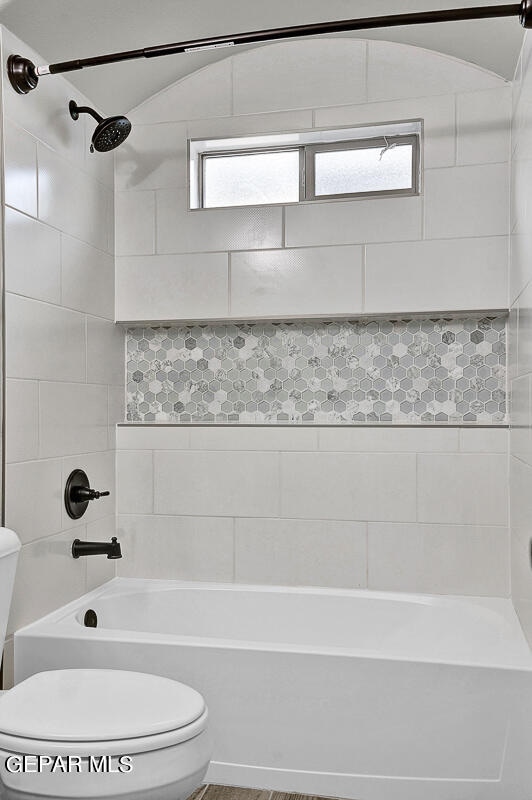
[7,1,530,95]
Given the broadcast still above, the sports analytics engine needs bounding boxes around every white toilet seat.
[0,669,211,800]
[0,707,208,756]
[0,669,206,743]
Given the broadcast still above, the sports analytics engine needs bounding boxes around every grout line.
[232,516,237,583]
[415,453,419,522]
[361,244,366,311]
[364,41,369,103]
[227,253,232,316]
[5,203,114,258]
[6,289,116,324]
[453,93,458,167]
[34,140,40,220]
[365,521,369,590]
[117,510,508,528]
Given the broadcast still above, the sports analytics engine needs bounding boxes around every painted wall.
[115,39,511,597]
[1,27,124,684]
[510,32,532,647]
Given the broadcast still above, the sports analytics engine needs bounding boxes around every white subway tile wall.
[117,426,509,597]
[2,28,123,645]
[510,32,532,648]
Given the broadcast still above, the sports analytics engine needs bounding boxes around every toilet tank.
[0,529,21,653]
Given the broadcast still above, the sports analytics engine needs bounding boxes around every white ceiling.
[0,0,523,114]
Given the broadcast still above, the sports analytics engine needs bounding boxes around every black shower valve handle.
[72,486,110,502]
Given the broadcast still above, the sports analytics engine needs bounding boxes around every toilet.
[0,529,211,800]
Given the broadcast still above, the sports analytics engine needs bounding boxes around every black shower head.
[69,100,131,153]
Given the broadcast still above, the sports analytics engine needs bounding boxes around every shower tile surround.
[0,26,516,687]
[113,39,512,609]
[126,316,507,424]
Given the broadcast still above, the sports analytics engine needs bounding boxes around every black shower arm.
[70,104,104,123]
[7,1,531,95]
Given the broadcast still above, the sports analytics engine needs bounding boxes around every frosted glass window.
[314,143,414,198]
[202,150,300,208]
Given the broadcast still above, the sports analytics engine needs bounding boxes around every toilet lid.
[0,669,206,742]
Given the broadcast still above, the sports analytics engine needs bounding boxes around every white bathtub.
[14,578,532,800]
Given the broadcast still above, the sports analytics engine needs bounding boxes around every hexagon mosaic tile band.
[126,316,507,424]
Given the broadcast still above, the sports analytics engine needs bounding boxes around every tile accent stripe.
[126,316,507,424]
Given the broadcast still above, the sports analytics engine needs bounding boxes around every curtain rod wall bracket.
[522,0,532,26]
[6,2,531,96]
[7,54,39,94]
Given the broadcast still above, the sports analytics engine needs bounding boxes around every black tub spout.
[72,537,122,559]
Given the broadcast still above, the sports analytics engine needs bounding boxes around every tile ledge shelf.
[118,422,509,429]
[117,308,509,327]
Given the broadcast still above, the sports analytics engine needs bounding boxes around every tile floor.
[190,785,340,800]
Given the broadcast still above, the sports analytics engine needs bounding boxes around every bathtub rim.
[13,577,532,673]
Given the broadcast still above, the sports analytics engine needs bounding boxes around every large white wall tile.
[459,428,509,454]
[517,278,532,377]
[5,459,62,544]
[231,246,363,318]
[156,189,283,254]
[6,295,86,382]
[511,375,532,466]
[5,380,39,464]
[368,523,509,596]
[116,450,154,514]
[39,382,109,458]
[130,59,233,124]
[315,94,456,169]
[285,196,422,248]
[115,191,155,256]
[318,427,459,453]
[235,518,367,589]
[510,454,532,531]
[4,208,61,304]
[117,515,234,581]
[187,110,314,140]
[2,638,14,690]
[115,122,187,191]
[4,121,37,217]
[7,529,87,636]
[511,229,531,308]
[116,254,229,321]
[154,451,279,517]
[365,237,508,313]
[424,164,509,239]
[189,426,318,452]
[280,453,416,522]
[38,143,111,251]
[87,317,125,386]
[233,39,367,114]
[511,522,532,648]
[457,87,512,165]
[108,388,126,449]
[117,426,190,450]
[367,40,505,102]
[61,235,114,320]
[418,454,508,525]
